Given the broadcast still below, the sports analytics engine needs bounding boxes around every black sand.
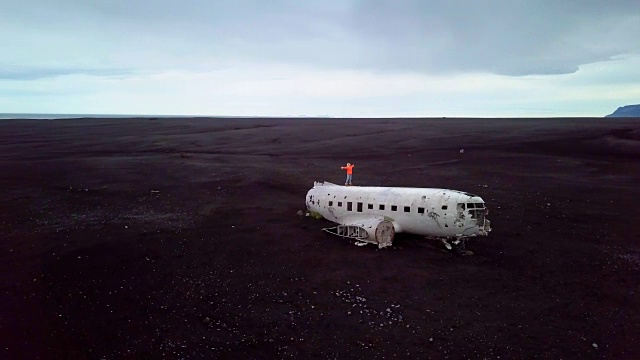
[1,118,640,358]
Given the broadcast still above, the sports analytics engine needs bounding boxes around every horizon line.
[0,112,618,120]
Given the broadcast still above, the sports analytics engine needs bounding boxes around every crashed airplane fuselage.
[305,181,491,251]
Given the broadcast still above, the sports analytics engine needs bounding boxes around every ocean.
[0,113,180,120]
[0,114,317,120]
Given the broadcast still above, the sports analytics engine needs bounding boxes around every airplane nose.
[305,191,316,211]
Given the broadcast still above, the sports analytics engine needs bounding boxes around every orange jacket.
[341,164,354,174]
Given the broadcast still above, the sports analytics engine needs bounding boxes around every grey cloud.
[3,0,639,77]
[348,0,640,75]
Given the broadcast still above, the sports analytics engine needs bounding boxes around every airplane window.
[347,202,353,211]
[368,204,373,210]
[357,202,363,212]
[338,202,342,207]
[391,205,397,211]
[329,201,333,206]
[379,204,385,210]
[404,206,410,212]
[442,205,448,210]
[418,207,425,214]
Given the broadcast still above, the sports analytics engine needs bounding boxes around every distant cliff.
[606,104,640,117]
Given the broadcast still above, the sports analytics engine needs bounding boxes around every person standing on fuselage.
[341,163,354,186]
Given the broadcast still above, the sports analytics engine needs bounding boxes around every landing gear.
[441,237,474,256]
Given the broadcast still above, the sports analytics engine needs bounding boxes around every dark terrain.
[1,118,640,359]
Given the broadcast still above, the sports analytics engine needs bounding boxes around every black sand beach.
[1,117,640,358]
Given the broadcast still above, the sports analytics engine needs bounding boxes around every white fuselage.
[305,181,490,239]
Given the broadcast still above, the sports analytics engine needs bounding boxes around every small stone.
[203,317,211,324]
[592,343,598,349]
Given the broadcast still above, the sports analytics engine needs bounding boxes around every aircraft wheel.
[453,239,473,256]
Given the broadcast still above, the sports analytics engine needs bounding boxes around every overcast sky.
[2,0,639,117]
